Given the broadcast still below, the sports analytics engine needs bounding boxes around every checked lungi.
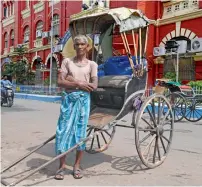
[55,91,90,155]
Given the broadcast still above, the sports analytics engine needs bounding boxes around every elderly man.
[55,35,98,180]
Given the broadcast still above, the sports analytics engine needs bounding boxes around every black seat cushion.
[98,75,131,89]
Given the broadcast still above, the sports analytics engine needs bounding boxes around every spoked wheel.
[134,94,174,169]
[85,126,116,154]
[166,92,186,122]
[184,99,202,122]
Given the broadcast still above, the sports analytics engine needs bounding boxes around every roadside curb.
[14,93,62,103]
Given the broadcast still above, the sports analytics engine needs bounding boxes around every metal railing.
[14,85,63,96]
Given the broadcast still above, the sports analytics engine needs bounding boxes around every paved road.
[1,99,202,186]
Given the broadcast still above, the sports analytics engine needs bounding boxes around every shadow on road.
[1,143,148,186]
[25,142,147,177]
[1,104,39,114]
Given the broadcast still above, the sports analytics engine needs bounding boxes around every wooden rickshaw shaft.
[1,132,101,186]
[1,134,56,174]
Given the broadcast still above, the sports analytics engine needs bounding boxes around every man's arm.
[89,77,98,90]
[89,62,98,90]
[57,72,94,92]
[57,72,79,89]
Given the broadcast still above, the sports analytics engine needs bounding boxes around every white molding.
[2,15,14,27]
[185,29,191,38]
[21,8,31,19]
[171,30,175,38]
[157,9,202,26]
[33,1,44,13]
[175,21,181,37]
[189,32,196,39]
[180,28,186,36]
[45,53,59,66]
[166,33,171,40]
[159,28,198,46]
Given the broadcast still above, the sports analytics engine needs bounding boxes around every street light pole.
[176,52,179,83]
[49,0,54,94]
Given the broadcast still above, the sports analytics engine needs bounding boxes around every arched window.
[10,30,14,46]
[4,33,8,48]
[24,26,30,43]
[3,7,7,17]
[36,21,43,38]
[52,14,59,36]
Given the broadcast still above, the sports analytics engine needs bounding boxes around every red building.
[1,0,82,85]
[1,0,202,86]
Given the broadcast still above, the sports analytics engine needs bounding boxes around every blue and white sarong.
[55,91,90,155]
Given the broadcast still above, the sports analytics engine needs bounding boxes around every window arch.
[36,20,43,38]
[24,26,30,43]
[4,33,8,48]
[10,30,14,46]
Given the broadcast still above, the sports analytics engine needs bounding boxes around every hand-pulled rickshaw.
[1,7,174,186]
[156,79,202,122]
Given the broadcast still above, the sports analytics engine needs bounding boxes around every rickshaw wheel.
[184,100,202,122]
[166,92,186,122]
[85,126,116,154]
[134,94,174,169]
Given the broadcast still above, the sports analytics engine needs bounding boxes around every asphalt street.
[1,99,202,186]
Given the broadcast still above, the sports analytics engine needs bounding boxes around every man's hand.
[78,82,94,92]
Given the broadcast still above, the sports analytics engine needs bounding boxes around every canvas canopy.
[69,7,150,36]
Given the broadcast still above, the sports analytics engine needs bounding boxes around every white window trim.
[162,0,199,18]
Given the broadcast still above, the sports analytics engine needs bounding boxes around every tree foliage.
[2,46,35,85]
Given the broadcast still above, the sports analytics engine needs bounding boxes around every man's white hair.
[73,35,89,44]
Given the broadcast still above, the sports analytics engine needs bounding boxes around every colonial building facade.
[1,0,202,86]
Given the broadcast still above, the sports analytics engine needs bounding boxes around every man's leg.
[59,155,66,169]
[73,150,84,179]
[74,150,84,169]
[55,155,66,180]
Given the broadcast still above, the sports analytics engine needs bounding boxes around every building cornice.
[21,8,31,19]
[33,1,44,14]
[1,45,52,59]
[163,0,184,7]
[2,15,14,27]
[156,9,202,26]
[28,45,51,53]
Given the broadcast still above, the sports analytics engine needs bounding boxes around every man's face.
[4,76,7,80]
[74,39,88,56]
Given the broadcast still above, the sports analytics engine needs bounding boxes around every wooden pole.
[144,26,149,55]
[73,21,77,37]
[139,28,142,65]
[132,29,138,65]
[91,17,100,61]
[123,32,131,54]
[121,32,135,74]
[84,18,87,35]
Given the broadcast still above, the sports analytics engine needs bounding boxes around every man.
[55,35,98,180]
[1,75,12,98]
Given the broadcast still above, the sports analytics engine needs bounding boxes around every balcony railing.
[23,42,29,49]
[34,39,43,48]
[10,46,15,53]
[3,48,8,55]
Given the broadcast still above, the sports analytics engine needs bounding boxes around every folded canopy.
[69,7,150,34]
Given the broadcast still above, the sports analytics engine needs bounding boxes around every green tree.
[2,46,35,85]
